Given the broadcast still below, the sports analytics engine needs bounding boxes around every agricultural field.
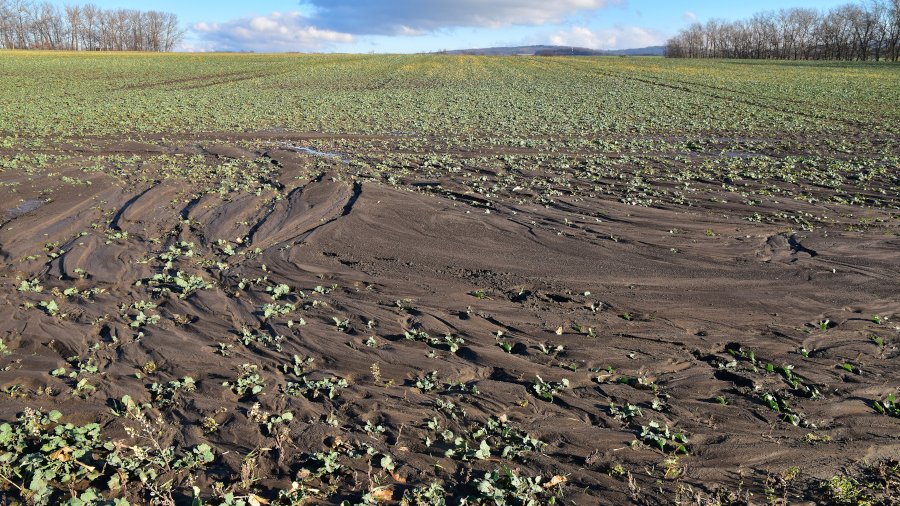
[0,51,898,505]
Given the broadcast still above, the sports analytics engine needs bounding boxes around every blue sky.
[60,0,852,52]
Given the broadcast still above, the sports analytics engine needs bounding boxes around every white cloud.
[303,0,624,35]
[176,39,217,53]
[683,11,698,22]
[548,25,665,50]
[192,12,353,52]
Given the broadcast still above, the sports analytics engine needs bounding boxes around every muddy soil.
[0,133,897,504]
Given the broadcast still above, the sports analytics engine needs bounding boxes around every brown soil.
[1,134,898,504]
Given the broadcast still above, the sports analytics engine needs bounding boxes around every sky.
[58,0,853,53]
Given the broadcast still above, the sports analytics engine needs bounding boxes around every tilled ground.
[0,132,898,505]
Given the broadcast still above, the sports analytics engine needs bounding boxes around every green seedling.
[405,329,465,354]
[609,402,643,422]
[149,376,196,408]
[839,362,861,375]
[239,326,284,351]
[415,371,440,392]
[281,354,315,376]
[262,302,296,320]
[873,394,899,417]
[472,467,565,504]
[284,376,348,400]
[223,364,265,398]
[332,317,351,333]
[17,279,43,293]
[531,376,569,402]
[267,283,291,300]
[639,421,688,454]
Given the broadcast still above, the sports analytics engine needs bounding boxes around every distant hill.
[605,46,666,56]
[434,45,665,57]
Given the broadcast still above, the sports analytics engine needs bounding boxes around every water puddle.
[282,144,349,164]
[6,199,44,218]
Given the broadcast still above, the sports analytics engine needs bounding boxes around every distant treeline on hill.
[433,45,666,57]
[666,0,900,61]
[0,1,184,51]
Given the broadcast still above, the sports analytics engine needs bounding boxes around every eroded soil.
[0,132,898,504]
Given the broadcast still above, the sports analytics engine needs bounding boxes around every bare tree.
[889,0,900,60]
[667,0,898,61]
[65,4,80,50]
[0,0,182,51]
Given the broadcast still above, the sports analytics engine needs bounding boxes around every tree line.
[666,0,900,61]
[0,0,184,51]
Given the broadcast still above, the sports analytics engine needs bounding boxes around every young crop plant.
[778,364,821,398]
[284,375,348,400]
[281,354,315,376]
[0,406,214,506]
[873,393,900,417]
[839,362,862,375]
[223,364,265,398]
[51,356,99,379]
[444,437,492,462]
[262,302,297,320]
[129,309,161,329]
[425,412,546,462]
[266,282,292,300]
[363,420,386,438]
[305,450,344,478]
[470,289,489,299]
[215,239,237,257]
[43,242,65,260]
[639,421,689,454]
[332,316,352,333]
[247,403,294,437]
[38,299,64,318]
[537,342,564,356]
[471,467,566,505]
[17,278,43,293]
[238,326,285,351]
[404,328,465,353]
[820,475,865,505]
[149,376,196,408]
[444,379,479,396]
[62,286,106,300]
[313,284,337,295]
[141,270,212,299]
[531,376,569,402]
[760,392,812,427]
[608,402,643,423]
[402,482,447,505]
[136,351,160,373]
[415,371,441,392]
[474,415,546,461]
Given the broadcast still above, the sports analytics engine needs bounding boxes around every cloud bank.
[189,1,658,53]
[301,0,622,35]
[548,25,665,50]
[192,12,353,52]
